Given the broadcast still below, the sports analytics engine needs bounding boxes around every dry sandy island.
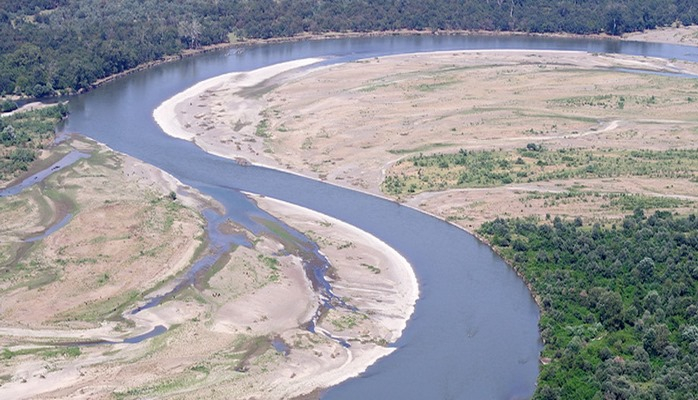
[252,194,419,339]
[0,137,213,399]
[153,48,698,194]
[239,194,419,399]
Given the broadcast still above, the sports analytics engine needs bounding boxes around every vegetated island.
[0,105,417,399]
[160,44,697,398]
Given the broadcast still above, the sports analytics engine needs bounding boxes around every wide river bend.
[61,35,698,399]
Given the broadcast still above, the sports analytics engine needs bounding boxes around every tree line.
[480,210,698,399]
[1,0,697,97]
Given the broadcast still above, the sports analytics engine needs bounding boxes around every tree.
[636,257,655,282]
[178,18,202,49]
[591,288,624,329]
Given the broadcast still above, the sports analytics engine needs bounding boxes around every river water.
[60,35,698,399]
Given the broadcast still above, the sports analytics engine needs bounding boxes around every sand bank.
[234,194,418,398]
[0,137,213,399]
[153,58,324,166]
[252,194,419,341]
[623,25,698,46]
[235,50,696,227]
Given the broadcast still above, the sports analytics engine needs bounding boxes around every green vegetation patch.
[2,346,80,360]
[113,373,198,400]
[609,194,693,211]
[257,254,280,282]
[362,263,381,274]
[255,119,270,138]
[330,311,367,331]
[547,94,660,109]
[0,104,68,183]
[383,145,698,196]
[414,78,460,92]
[213,334,274,373]
[1,256,62,293]
[521,190,695,212]
[479,211,698,399]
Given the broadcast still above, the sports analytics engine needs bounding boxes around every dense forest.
[479,211,698,399]
[1,0,697,97]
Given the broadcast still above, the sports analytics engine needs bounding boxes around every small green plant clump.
[257,254,280,282]
[255,119,270,138]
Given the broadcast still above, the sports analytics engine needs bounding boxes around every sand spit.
[153,57,324,166]
[623,25,698,47]
[231,193,419,399]
[252,194,419,343]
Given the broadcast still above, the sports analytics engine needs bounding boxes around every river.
[60,35,698,399]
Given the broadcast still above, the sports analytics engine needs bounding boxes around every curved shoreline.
[4,26,695,105]
[250,194,419,398]
[251,194,419,338]
[152,58,324,144]
[153,59,421,395]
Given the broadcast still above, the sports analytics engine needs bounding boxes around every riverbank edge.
[66,26,698,94]
[3,25,692,104]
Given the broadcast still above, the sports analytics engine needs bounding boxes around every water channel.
[59,35,698,399]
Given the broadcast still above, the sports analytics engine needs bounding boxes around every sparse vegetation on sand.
[0,138,206,326]
[383,147,698,195]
